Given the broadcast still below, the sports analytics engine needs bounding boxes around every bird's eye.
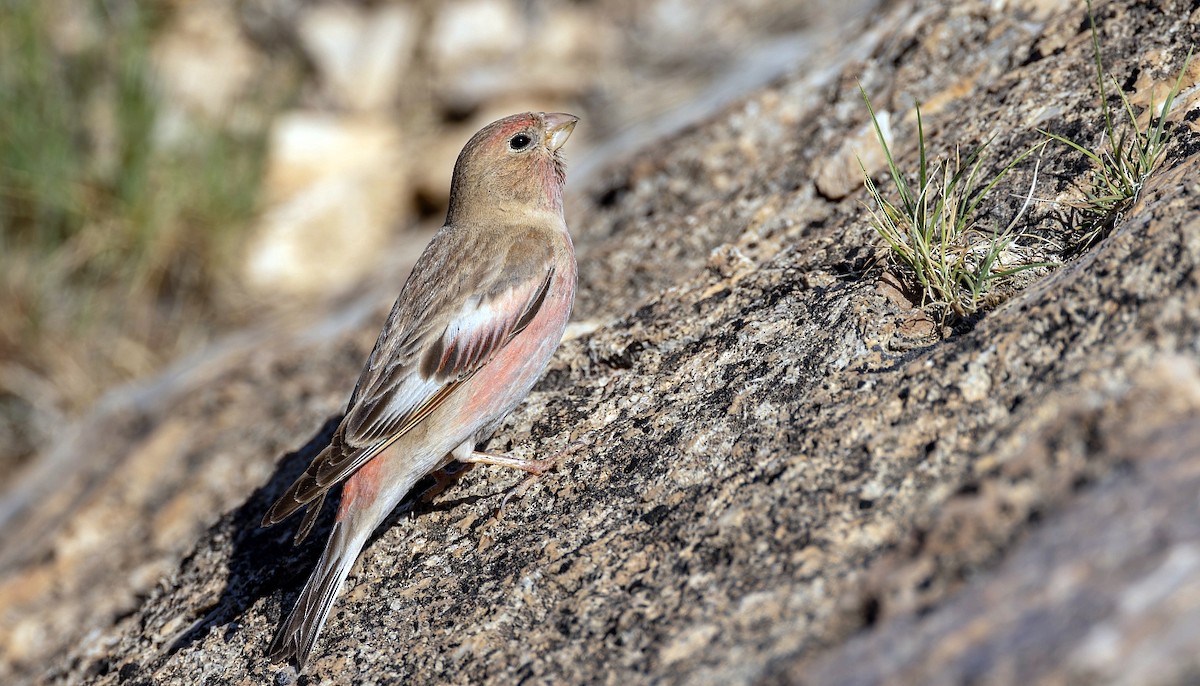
[509,133,533,151]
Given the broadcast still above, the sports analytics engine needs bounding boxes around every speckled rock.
[4,0,1200,684]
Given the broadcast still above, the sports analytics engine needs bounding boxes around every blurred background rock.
[0,0,854,491]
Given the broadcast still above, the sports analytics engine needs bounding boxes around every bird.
[260,111,580,668]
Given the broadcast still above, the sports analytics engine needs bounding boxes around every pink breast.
[463,256,575,420]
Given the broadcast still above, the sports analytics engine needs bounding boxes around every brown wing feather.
[296,271,551,500]
[342,240,553,447]
[262,375,478,530]
[262,225,556,532]
[420,270,552,382]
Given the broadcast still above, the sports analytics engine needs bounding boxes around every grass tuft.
[0,3,279,473]
[1039,0,1193,255]
[858,87,1050,321]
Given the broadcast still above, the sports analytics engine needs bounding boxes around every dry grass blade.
[859,87,1051,321]
[1039,0,1194,255]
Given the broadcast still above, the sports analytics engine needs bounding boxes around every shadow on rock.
[166,416,342,656]
[164,416,488,660]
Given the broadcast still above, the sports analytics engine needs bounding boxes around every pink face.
[491,114,568,208]
[487,114,544,149]
[450,112,578,215]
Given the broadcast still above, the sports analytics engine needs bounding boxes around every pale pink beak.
[543,113,579,151]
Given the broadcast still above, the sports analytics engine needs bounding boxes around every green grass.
[858,88,1049,320]
[1039,0,1193,255]
[0,3,266,290]
[0,2,277,468]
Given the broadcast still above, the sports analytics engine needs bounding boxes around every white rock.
[429,0,525,69]
[429,2,609,110]
[297,2,419,112]
[151,4,261,126]
[814,111,893,201]
[244,112,408,296]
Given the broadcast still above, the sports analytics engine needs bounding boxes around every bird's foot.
[486,443,584,518]
[418,461,475,503]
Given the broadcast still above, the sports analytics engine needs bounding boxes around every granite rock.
[3,0,1200,684]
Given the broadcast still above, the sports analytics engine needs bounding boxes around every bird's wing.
[263,227,556,524]
[336,268,553,454]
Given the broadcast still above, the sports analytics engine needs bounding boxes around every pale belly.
[345,234,577,518]
[460,264,575,435]
[396,253,576,469]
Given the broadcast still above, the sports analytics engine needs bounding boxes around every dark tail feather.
[268,521,367,668]
[292,493,326,545]
[262,444,334,529]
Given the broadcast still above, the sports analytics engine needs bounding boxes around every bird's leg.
[496,472,544,517]
[418,461,475,503]
[483,442,585,518]
[459,450,559,475]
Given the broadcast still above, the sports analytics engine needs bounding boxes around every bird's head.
[446,111,579,224]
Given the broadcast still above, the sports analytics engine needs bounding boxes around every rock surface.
[3,0,1200,684]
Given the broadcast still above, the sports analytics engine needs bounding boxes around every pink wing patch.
[343,270,553,449]
[422,275,551,382]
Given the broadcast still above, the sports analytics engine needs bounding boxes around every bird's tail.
[268,519,370,667]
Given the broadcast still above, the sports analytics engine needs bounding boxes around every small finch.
[261,112,579,668]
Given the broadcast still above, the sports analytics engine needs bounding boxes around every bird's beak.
[544,113,579,152]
